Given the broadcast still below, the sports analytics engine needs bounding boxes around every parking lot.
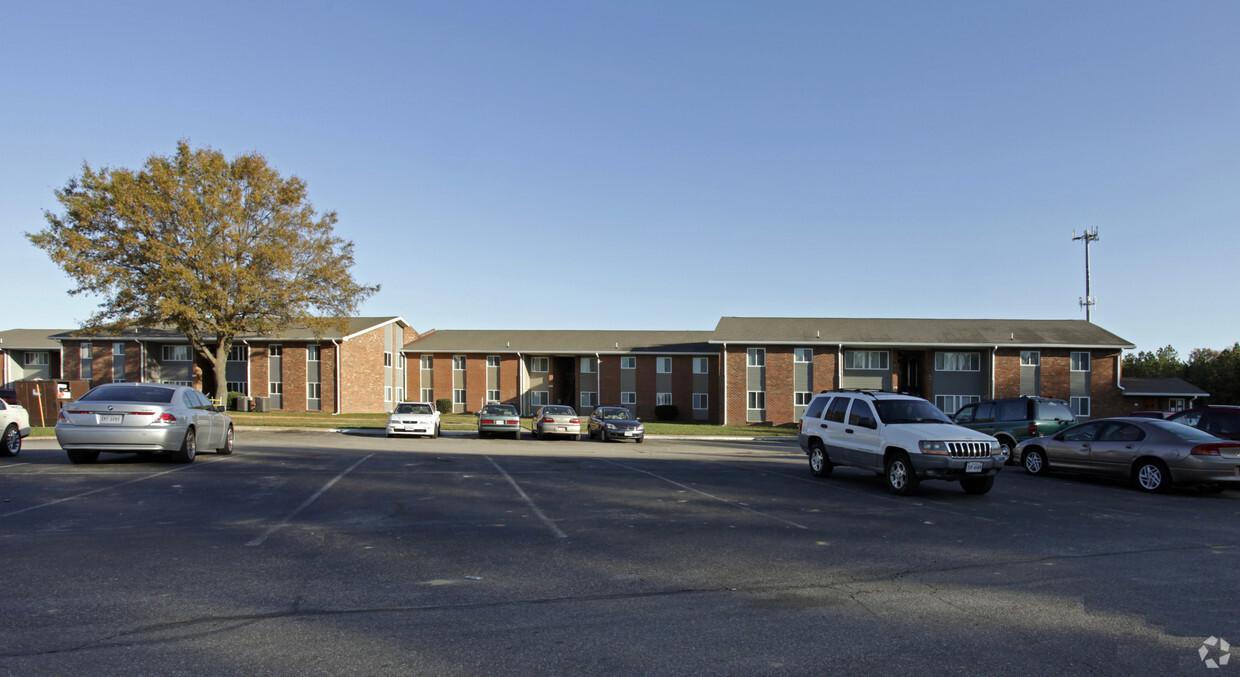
[2,431,1237,675]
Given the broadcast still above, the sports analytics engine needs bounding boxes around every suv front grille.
[947,441,992,458]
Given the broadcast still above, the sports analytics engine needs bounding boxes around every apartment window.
[1071,352,1091,372]
[453,355,466,370]
[656,357,672,374]
[748,391,766,409]
[22,351,47,366]
[621,392,636,406]
[693,393,708,410]
[1071,396,1091,417]
[693,357,709,374]
[656,393,672,406]
[1169,398,1185,412]
[844,350,888,370]
[794,391,813,406]
[162,380,193,387]
[269,344,282,357]
[794,348,812,363]
[421,355,433,369]
[397,354,406,370]
[530,390,549,406]
[395,387,404,403]
[385,352,393,368]
[385,386,393,402]
[487,390,500,402]
[1020,351,1040,367]
[421,388,433,401]
[747,348,765,367]
[581,391,598,408]
[80,343,92,359]
[621,356,636,370]
[531,357,549,372]
[269,382,283,396]
[936,394,981,414]
[226,381,248,395]
[581,357,597,374]
[453,389,465,405]
[307,345,321,362]
[487,355,500,368]
[307,383,322,410]
[161,345,191,362]
[113,342,125,356]
[935,352,981,372]
[228,345,248,362]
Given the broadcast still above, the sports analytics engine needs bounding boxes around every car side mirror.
[216,405,227,413]
[1053,432,1065,441]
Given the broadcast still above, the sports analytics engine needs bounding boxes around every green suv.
[951,397,1077,461]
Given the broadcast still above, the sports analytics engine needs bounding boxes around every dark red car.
[1166,406,1240,441]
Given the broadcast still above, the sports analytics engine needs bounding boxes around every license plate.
[98,414,123,424]
[624,431,634,437]
[557,426,567,432]
[966,461,983,473]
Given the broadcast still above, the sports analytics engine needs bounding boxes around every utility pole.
[1072,228,1099,321]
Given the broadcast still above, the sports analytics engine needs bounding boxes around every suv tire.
[885,452,919,496]
[808,442,833,478]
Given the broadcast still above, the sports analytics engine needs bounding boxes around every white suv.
[797,390,1007,495]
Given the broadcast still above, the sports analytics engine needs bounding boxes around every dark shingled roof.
[710,317,1134,348]
[1120,377,1209,397]
[0,329,72,349]
[404,330,716,354]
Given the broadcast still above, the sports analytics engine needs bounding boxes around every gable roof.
[48,317,410,343]
[0,329,71,350]
[404,329,716,355]
[1119,377,1209,397]
[710,317,1135,348]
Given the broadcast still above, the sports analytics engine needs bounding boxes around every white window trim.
[1071,396,1091,417]
[693,393,708,410]
[487,355,500,368]
[581,391,598,407]
[747,390,766,410]
[844,350,888,371]
[307,345,321,363]
[531,357,549,373]
[794,391,812,406]
[656,392,672,406]
[747,348,765,367]
[794,348,812,364]
[935,394,981,413]
[453,355,466,371]
[621,391,636,405]
[693,357,709,374]
[581,357,597,374]
[621,357,636,370]
[487,389,501,402]
[1071,352,1091,372]
[530,390,549,406]
[656,357,672,374]
[1020,351,1040,367]
[934,352,981,372]
[421,355,433,369]
[453,388,466,405]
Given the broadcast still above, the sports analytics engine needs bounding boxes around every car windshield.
[602,408,633,420]
[1146,419,1222,442]
[395,403,433,415]
[543,406,575,416]
[482,405,518,416]
[874,399,953,424]
[79,384,175,403]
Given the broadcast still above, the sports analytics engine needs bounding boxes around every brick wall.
[466,355,486,412]
[1091,351,1125,417]
[320,342,338,413]
[812,348,837,393]
[341,330,387,413]
[724,346,748,425]
[764,346,795,425]
[252,346,270,398]
[994,348,1020,398]
[635,355,657,420]
[600,356,620,407]
[500,355,520,406]
[284,344,308,413]
[1039,350,1071,401]
[671,355,694,422]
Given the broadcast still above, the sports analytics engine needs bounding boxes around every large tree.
[29,141,379,402]
[1121,345,1184,379]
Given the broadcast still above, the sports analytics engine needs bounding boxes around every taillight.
[1028,422,1039,436]
[569,418,580,424]
[481,419,494,425]
[540,417,554,423]
[57,410,68,422]
[1192,443,1239,456]
[66,410,88,415]
[155,413,178,424]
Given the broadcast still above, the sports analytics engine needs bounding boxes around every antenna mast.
[1072,228,1100,321]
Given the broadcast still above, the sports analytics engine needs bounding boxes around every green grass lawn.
[29,413,797,438]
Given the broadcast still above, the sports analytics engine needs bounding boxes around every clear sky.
[3,1,1237,355]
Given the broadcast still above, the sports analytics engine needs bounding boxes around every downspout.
[140,341,146,383]
[837,344,843,386]
[242,340,252,399]
[331,339,341,415]
[991,346,998,399]
[517,352,524,416]
[595,352,601,413]
[721,343,728,426]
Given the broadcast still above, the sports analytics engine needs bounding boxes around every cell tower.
[1072,228,1100,321]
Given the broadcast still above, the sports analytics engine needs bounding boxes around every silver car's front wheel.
[1,424,20,457]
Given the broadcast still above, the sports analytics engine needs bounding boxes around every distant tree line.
[1122,343,1240,404]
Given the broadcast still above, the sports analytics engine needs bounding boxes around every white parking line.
[246,453,374,547]
[0,458,218,518]
[485,455,568,539]
[605,459,809,530]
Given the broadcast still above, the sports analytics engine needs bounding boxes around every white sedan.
[386,402,441,438]
[1,398,31,457]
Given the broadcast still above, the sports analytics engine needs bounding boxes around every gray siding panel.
[1020,365,1039,396]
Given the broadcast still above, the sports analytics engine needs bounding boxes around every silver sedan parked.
[1015,417,1240,492]
[531,405,581,440]
[55,383,234,464]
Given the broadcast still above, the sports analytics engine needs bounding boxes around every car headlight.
[989,440,1003,454]
[919,440,950,455]
[606,423,617,430]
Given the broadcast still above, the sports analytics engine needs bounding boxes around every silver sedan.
[1015,417,1240,492]
[531,405,581,440]
[55,383,234,464]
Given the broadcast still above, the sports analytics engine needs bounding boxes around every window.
[844,350,888,370]
[581,391,598,407]
[23,352,49,366]
[421,388,434,401]
[385,386,393,402]
[113,343,125,356]
[1168,398,1185,412]
[794,348,812,363]
[395,387,404,402]
[385,352,393,368]
[747,391,766,410]
[747,348,765,367]
[581,357,597,373]
[80,343,93,380]
[487,389,500,402]
[794,391,813,406]
[656,393,672,406]
[80,343,92,359]
[453,389,465,405]
[1071,352,1091,372]
[530,391,549,406]
[693,357,709,374]
[269,344,282,357]
[487,355,500,368]
[161,345,191,362]
[531,357,549,372]
[656,357,672,374]
[825,397,849,423]
[935,352,981,372]
[226,381,248,395]
[307,382,322,402]
[421,355,433,369]
[397,353,406,370]
[621,357,636,370]
[453,355,466,370]
[621,391,636,405]
[269,382,283,396]
[1020,351,1040,367]
[803,396,829,420]
[228,345,247,362]
[162,380,193,387]
[1071,396,1091,417]
[693,393,708,410]
[935,394,981,414]
[848,400,878,429]
[307,345,321,362]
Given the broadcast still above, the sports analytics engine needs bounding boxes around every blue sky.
[3,1,1237,355]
